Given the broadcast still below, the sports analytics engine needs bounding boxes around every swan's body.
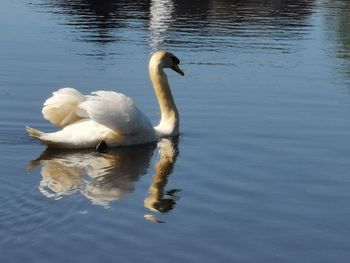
[27,50,184,149]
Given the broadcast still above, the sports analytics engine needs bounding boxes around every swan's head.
[150,50,184,76]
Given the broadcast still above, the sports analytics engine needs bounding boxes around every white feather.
[42,88,85,128]
[78,91,151,135]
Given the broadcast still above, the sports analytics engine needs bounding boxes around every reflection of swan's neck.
[150,64,179,136]
[144,138,178,213]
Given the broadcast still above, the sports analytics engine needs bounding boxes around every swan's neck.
[150,65,179,136]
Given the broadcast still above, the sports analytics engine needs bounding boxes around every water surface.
[1,0,350,262]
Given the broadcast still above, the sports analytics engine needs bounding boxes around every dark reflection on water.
[34,0,316,53]
[35,0,150,45]
[324,1,350,79]
[28,138,180,217]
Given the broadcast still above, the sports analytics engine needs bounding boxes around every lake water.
[1,0,350,262]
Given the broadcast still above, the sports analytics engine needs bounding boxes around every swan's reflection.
[144,137,179,214]
[29,138,180,213]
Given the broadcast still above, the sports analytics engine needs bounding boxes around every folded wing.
[78,91,152,135]
[42,88,85,128]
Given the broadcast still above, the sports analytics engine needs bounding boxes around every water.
[1,0,350,262]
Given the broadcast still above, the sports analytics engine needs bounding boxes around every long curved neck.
[150,64,179,136]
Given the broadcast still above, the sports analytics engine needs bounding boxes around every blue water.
[1,0,350,262]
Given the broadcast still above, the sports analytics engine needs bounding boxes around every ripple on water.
[1,0,350,262]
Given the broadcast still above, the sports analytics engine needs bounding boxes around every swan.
[26,50,184,149]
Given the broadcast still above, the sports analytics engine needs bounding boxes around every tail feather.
[26,126,44,138]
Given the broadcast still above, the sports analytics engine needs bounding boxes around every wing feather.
[78,91,151,135]
[42,88,85,128]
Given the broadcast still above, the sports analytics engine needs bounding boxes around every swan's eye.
[171,56,180,65]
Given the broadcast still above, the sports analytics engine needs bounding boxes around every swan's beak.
[171,64,184,76]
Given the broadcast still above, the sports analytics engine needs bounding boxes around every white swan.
[26,50,184,149]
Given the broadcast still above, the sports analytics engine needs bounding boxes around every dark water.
[1,0,350,262]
